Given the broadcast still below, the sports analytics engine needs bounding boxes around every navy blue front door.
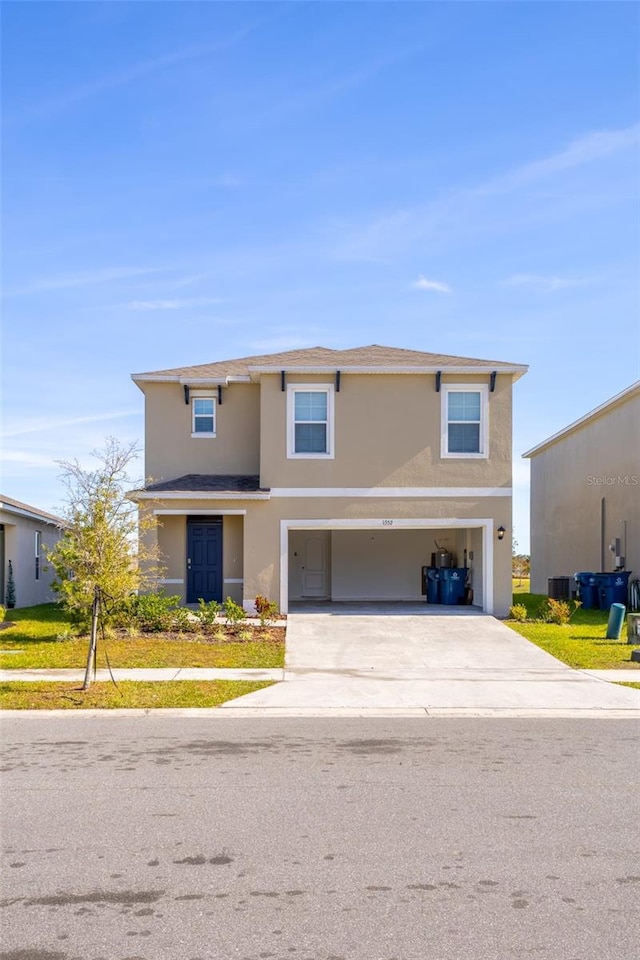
[187,518,222,603]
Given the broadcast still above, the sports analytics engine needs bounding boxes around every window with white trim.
[191,396,216,437]
[441,385,488,458]
[35,531,41,580]
[287,385,335,458]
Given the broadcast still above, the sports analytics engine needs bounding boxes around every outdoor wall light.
[497,525,506,541]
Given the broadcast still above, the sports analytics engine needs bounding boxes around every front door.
[187,518,222,603]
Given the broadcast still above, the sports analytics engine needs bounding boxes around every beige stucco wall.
[141,495,513,617]
[154,513,244,605]
[259,373,513,489]
[142,381,260,482]
[0,511,63,608]
[529,389,640,594]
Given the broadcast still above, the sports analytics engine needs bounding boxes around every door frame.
[186,515,223,604]
[280,518,494,615]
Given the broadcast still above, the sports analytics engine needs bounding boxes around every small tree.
[5,560,16,609]
[46,438,162,689]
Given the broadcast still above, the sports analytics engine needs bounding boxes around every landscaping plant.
[196,598,221,625]
[224,597,246,626]
[5,561,16,609]
[46,438,163,689]
[508,603,528,622]
[255,595,279,627]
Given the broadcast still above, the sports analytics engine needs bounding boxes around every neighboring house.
[131,345,528,617]
[524,382,640,594]
[0,495,65,608]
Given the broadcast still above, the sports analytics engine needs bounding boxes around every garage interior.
[288,526,484,609]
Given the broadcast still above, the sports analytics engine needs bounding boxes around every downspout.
[600,497,606,572]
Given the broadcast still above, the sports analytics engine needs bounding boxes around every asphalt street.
[1,716,639,960]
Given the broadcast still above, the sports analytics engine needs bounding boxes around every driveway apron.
[221,602,640,712]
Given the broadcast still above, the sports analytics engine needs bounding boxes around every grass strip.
[0,680,274,710]
[508,593,640,670]
[0,604,284,670]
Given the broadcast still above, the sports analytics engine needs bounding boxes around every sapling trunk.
[82,587,100,690]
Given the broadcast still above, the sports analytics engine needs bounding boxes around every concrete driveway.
[222,602,640,714]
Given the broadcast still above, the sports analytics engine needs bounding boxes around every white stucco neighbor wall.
[0,499,64,608]
[525,383,640,594]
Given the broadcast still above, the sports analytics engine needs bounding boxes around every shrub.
[509,603,528,622]
[172,606,196,632]
[119,593,183,632]
[540,598,581,626]
[196,598,221,625]
[0,604,5,623]
[6,560,16,609]
[254,595,279,627]
[224,597,247,625]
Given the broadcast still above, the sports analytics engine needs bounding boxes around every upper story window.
[35,531,41,580]
[192,395,216,437]
[441,384,489,458]
[287,384,335,459]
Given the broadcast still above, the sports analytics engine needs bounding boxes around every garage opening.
[284,520,490,613]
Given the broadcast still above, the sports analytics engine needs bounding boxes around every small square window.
[192,397,216,436]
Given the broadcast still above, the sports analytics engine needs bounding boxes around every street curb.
[2,707,640,719]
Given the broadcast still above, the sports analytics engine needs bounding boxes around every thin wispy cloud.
[250,42,430,130]
[125,297,225,312]
[12,12,285,122]
[503,274,588,292]
[481,124,640,195]
[412,275,451,293]
[2,410,138,439]
[2,450,62,469]
[334,122,639,263]
[7,266,166,297]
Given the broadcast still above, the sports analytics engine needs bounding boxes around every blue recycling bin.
[439,567,468,605]
[575,572,599,609]
[596,572,631,611]
[426,568,440,604]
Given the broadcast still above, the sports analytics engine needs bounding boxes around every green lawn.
[0,603,285,670]
[0,680,273,710]
[507,593,640,670]
[512,577,530,594]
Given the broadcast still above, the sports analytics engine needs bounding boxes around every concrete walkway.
[0,668,282,682]
[217,603,640,713]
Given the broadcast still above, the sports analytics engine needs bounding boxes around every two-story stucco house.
[131,345,527,617]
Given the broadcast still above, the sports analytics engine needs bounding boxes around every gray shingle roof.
[133,344,527,382]
[0,494,65,526]
[143,475,265,493]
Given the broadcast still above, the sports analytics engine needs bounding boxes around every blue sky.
[2,1,639,550]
